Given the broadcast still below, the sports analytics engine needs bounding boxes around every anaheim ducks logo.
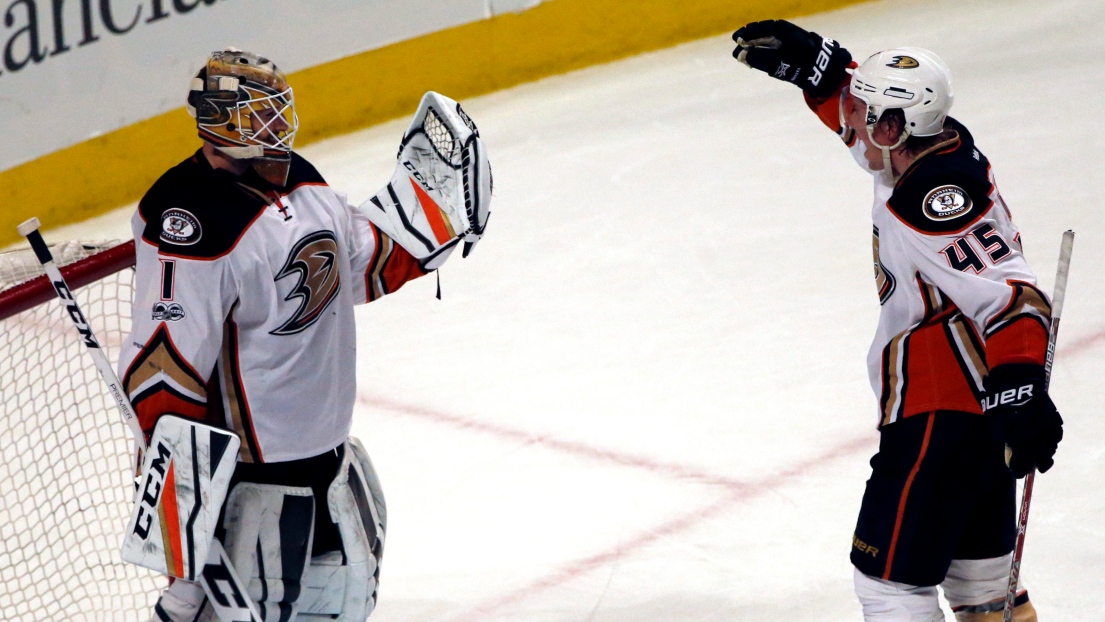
[161,208,202,245]
[923,185,973,221]
[270,231,341,336]
[886,55,920,69]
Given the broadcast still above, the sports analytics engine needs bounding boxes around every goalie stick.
[17,217,263,622]
[1002,229,1074,622]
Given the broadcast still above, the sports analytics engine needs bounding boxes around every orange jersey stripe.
[901,322,982,416]
[986,317,1049,368]
[379,237,428,294]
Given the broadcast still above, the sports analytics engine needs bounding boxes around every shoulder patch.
[921,185,973,222]
[160,208,203,245]
[139,154,265,260]
[887,141,993,235]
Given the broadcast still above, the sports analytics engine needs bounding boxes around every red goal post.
[0,239,165,621]
[0,240,136,320]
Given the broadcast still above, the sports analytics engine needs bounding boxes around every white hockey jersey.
[118,150,429,462]
[804,91,1051,427]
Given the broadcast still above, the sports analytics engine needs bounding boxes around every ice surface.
[16,0,1104,619]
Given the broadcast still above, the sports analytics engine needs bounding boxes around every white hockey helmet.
[849,47,953,140]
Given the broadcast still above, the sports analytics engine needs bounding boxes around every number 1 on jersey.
[160,259,176,301]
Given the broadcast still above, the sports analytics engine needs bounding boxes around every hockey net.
[0,240,164,621]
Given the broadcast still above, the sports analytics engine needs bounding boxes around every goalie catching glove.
[360,91,492,270]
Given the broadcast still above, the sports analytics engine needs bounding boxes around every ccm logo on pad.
[132,442,172,540]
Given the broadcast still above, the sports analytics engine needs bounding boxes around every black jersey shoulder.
[887,118,996,235]
[138,151,269,260]
[282,152,328,191]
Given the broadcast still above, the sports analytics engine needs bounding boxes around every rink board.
[0,0,861,247]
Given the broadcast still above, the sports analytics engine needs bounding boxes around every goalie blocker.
[361,91,492,269]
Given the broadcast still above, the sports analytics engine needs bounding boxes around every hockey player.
[731,21,1062,621]
[117,49,490,621]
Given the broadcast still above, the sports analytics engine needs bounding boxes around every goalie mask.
[186,48,299,185]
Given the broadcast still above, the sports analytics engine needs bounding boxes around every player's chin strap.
[867,119,910,181]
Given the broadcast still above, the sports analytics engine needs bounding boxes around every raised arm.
[345,91,493,304]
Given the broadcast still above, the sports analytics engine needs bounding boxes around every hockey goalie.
[115,48,492,621]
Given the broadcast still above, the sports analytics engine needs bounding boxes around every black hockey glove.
[731,20,851,99]
[983,364,1063,478]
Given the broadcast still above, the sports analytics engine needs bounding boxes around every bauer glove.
[983,364,1063,478]
[731,20,851,99]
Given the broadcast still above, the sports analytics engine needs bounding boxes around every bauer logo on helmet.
[882,86,916,101]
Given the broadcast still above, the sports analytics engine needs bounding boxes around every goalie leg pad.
[222,482,315,621]
[298,437,387,620]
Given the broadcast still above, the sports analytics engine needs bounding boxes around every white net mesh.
[424,107,461,167]
[0,242,164,621]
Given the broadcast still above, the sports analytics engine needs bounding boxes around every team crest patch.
[923,185,973,221]
[161,209,202,245]
[886,55,919,69]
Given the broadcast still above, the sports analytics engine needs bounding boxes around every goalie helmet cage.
[0,239,164,621]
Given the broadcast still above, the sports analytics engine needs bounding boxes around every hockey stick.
[17,217,263,622]
[1002,229,1074,622]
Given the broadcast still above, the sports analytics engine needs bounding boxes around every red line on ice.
[358,394,749,489]
[357,393,874,620]
[449,433,872,621]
